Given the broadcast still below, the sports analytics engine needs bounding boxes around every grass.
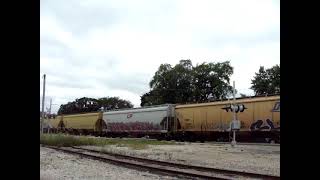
[40,133,176,150]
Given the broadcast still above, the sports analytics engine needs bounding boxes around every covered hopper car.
[174,95,280,143]
[103,104,175,139]
[49,113,106,135]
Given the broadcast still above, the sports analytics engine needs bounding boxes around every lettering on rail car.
[272,102,280,112]
[127,113,133,118]
[250,119,280,131]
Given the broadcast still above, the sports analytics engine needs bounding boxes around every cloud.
[40,0,280,113]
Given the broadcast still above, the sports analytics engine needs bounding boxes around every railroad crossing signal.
[222,104,247,113]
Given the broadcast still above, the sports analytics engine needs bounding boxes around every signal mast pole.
[231,81,237,146]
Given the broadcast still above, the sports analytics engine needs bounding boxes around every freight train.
[47,95,280,143]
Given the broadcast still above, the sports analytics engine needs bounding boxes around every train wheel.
[189,136,196,142]
[178,133,185,142]
[264,138,275,144]
[179,136,185,142]
[268,138,276,144]
[156,135,163,141]
[175,134,183,142]
[165,135,172,141]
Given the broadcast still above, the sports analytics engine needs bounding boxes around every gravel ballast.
[40,146,179,180]
[80,142,280,176]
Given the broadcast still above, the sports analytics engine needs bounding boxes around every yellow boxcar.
[62,112,106,133]
[175,95,280,142]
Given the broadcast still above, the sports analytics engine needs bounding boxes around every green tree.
[141,60,194,106]
[251,65,280,95]
[57,97,100,115]
[192,61,233,102]
[98,97,133,110]
[140,90,163,106]
[173,60,194,103]
[149,63,176,104]
[141,60,234,106]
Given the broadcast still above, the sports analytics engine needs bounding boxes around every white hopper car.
[102,104,175,138]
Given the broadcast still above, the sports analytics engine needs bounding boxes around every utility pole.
[41,74,46,133]
[231,81,237,146]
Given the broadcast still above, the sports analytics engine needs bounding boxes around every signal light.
[222,104,247,113]
[238,104,247,112]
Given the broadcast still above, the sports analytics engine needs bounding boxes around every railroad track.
[42,145,279,180]
[109,137,280,146]
[201,142,280,146]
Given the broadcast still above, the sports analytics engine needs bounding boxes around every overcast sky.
[40,0,280,113]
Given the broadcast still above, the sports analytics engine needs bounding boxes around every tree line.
[55,60,279,114]
[57,97,133,115]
